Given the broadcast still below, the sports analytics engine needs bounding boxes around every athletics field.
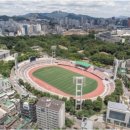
[33,66,98,95]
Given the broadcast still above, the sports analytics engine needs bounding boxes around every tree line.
[0,35,130,68]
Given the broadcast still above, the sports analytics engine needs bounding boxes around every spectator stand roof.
[75,61,91,68]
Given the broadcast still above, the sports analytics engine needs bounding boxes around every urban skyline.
[0,0,130,18]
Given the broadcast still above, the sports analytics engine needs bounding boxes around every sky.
[0,0,130,18]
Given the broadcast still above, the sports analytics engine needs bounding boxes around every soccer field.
[33,66,98,95]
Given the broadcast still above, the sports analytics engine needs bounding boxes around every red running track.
[28,65,104,99]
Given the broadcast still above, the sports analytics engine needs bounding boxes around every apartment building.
[36,97,65,129]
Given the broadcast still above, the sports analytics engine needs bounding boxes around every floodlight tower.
[14,53,18,70]
[51,46,57,64]
[73,76,85,110]
[113,58,119,80]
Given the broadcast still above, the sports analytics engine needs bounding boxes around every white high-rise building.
[36,24,42,32]
[33,24,42,33]
[36,97,65,129]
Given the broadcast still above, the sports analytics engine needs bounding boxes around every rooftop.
[0,108,7,118]
[36,97,64,111]
[1,99,14,108]
[81,118,93,129]
[108,101,129,111]
[0,92,6,98]
[0,50,10,55]
[4,115,15,125]
[75,61,91,68]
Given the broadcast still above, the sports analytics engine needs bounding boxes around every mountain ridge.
[0,11,129,21]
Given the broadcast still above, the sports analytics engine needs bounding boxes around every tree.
[97,96,102,102]
[76,110,84,119]
[90,53,114,65]
[65,118,74,128]
[69,107,76,115]
[65,100,74,112]
[15,93,20,98]
[93,99,102,112]
[18,79,24,86]
[82,99,93,110]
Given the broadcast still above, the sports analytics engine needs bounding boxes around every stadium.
[16,57,115,100]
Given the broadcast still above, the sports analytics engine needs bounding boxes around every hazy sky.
[0,0,130,18]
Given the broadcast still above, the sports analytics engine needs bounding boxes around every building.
[63,29,87,36]
[0,77,15,98]
[33,24,42,33]
[22,24,30,35]
[126,59,130,71]
[36,97,65,129]
[106,101,130,127]
[0,50,10,60]
[81,117,93,130]
[0,108,7,125]
[0,99,17,116]
[116,29,130,36]
[96,31,121,43]
[20,97,37,122]
[0,78,12,92]
[0,91,7,100]
[128,18,130,28]
[11,99,20,113]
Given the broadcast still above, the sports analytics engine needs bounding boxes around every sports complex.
[16,57,115,100]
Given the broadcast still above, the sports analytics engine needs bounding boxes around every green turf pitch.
[33,66,98,95]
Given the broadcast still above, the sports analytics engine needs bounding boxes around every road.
[10,67,29,96]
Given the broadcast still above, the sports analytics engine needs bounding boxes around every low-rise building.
[0,50,10,60]
[0,99,17,116]
[0,108,7,125]
[106,101,130,127]
[36,97,65,129]
[116,29,130,36]
[0,91,8,100]
[0,78,12,92]
[0,77,15,98]
[11,99,20,113]
[81,117,93,130]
